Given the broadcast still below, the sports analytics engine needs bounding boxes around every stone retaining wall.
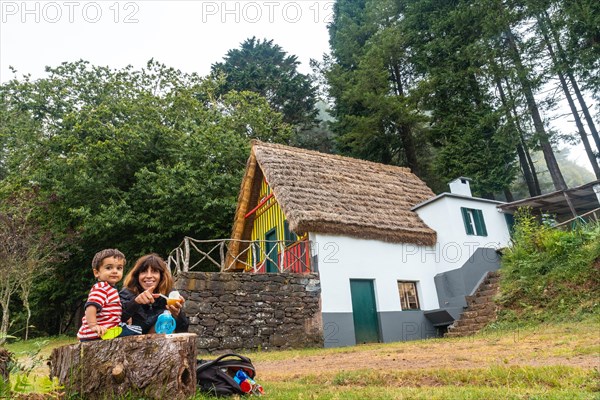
[174,272,322,353]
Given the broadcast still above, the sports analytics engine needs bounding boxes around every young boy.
[77,249,141,341]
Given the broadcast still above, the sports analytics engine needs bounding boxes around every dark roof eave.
[297,221,437,247]
[412,193,506,211]
[497,179,600,213]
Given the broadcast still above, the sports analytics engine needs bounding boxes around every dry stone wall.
[174,272,322,353]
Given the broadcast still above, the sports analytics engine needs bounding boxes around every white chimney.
[593,184,600,205]
[449,177,472,197]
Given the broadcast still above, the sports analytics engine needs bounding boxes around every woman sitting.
[119,253,189,334]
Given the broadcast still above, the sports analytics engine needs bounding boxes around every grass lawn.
[4,320,599,399]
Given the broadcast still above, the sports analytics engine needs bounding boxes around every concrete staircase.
[445,271,500,338]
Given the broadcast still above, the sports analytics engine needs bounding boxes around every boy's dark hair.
[92,249,126,270]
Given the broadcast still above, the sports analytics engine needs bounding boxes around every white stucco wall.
[414,195,511,274]
[311,195,511,316]
[310,233,440,314]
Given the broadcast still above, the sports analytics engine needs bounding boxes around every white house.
[228,141,512,347]
[415,177,512,275]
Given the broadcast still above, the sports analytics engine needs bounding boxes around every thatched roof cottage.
[229,141,512,347]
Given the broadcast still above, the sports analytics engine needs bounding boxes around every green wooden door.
[265,229,278,272]
[350,279,380,344]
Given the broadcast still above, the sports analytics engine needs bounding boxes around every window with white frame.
[461,207,488,236]
[398,281,420,310]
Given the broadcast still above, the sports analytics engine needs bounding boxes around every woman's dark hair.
[123,253,173,295]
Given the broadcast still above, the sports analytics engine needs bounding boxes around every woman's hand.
[166,296,185,318]
[134,286,156,305]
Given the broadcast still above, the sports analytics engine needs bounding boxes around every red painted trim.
[283,239,311,273]
[245,193,274,219]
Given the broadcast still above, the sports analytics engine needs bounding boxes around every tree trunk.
[524,138,542,193]
[398,123,420,176]
[19,283,32,341]
[494,75,540,197]
[544,11,600,154]
[389,61,421,177]
[516,142,537,196]
[568,73,600,159]
[500,73,543,195]
[505,29,567,190]
[503,188,515,202]
[49,333,197,400]
[0,292,11,346]
[538,15,600,178]
[24,297,31,341]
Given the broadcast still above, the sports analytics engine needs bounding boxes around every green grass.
[192,379,599,400]
[322,366,596,389]
[260,382,597,400]
[237,342,380,363]
[5,335,75,355]
[189,363,600,399]
[3,322,599,399]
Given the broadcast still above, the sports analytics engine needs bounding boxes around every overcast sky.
[0,0,594,173]
[0,0,333,81]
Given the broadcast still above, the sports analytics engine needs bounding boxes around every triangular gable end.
[227,147,266,270]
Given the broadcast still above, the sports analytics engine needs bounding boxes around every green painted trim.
[473,209,488,236]
[461,207,474,235]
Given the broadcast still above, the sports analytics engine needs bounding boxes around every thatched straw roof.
[231,141,437,246]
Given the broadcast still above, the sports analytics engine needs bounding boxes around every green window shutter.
[461,207,474,235]
[284,220,290,243]
[473,209,488,236]
[504,213,515,235]
[283,220,297,244]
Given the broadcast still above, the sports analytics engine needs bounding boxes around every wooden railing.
[166,237,312,276]
[553,207,600,230]
[254,240,311,274]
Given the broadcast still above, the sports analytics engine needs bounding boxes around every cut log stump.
[49,333,197,400]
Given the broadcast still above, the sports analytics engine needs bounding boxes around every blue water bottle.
[155,310,176,334]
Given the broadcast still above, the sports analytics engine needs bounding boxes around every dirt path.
[255,326,600,380]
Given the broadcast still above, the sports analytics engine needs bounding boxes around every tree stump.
[49,333,197,400]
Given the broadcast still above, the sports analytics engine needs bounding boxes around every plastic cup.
[167,298,182,306]
[166,290,182,306]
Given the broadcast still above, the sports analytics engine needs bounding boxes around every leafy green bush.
[499,208,600,323]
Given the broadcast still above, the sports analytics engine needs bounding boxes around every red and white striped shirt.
[77,281,122,340]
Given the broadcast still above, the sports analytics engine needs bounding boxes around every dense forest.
[0,0,598,338]
[322,0,599,196]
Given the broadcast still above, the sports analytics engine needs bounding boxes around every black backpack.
[196,353,256,396]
